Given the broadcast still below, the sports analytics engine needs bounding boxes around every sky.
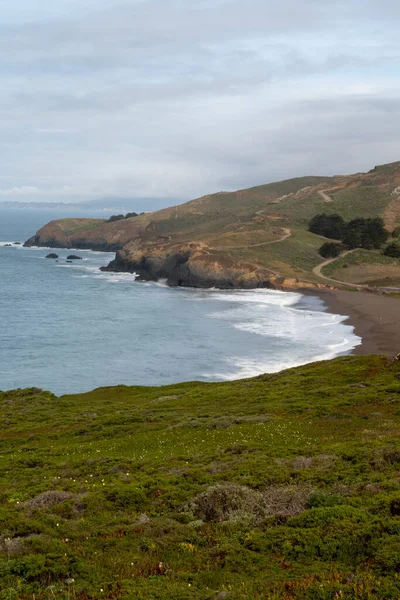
[1,0,400,204]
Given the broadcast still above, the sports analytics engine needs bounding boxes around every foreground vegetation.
[3,356,400,598]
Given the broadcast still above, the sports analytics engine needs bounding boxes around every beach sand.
[305,289,400,358]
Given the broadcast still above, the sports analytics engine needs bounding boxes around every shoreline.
[303,288,400,358]
[18,242,400,359]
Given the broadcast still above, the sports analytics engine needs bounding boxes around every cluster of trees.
[309,214,389,249]
[309,214,345,240]
[107,211,144,223]
[309,214,391,258]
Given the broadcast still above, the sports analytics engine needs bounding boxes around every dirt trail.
[318,189,333,203]
[211,228,291,251]
[312,250,367,288]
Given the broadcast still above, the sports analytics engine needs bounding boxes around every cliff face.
[24,217,148,251]
[100,242,329,290]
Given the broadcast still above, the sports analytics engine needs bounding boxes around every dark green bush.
[392,226,400,238]
[384,242,400,258]
[105,486,147,510]
[307,492,344,508]
[318,242,342,258]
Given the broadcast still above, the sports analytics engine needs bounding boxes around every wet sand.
[304,289,400,357]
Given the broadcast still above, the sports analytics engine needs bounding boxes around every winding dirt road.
[312,250,367,288]
[211,228,291,251]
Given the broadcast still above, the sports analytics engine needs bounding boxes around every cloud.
[0,186,40,197]
[0,0,399,203]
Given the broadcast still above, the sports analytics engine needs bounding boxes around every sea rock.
[4,243,12,247]
[66,255,82,260]
[45,253,59,259]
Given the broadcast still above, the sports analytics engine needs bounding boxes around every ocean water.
[0,208,361,394]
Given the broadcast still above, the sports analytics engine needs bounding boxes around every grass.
[322,249,400,285]
[322,187,392,222]
[226,228,324,279]
[3,356,400,597]
[58,220,106,237]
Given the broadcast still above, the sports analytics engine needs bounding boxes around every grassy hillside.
[26,161,400,288]
[322,249,400,287]
[3,356,400,598]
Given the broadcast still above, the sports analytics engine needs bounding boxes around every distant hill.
[0,196,177,212]
[25,161,400,290]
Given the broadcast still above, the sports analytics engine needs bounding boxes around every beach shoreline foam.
[303,288,400,358]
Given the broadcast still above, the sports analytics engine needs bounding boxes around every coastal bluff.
[24,217,327,291]
[24,160,400,290]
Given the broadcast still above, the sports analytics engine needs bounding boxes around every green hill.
[25,161,400,289]
[2,356,400,598]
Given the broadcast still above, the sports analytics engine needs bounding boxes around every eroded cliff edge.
[24,217,329,290]
[99,242,326,290]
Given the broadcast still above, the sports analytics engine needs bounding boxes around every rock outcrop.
[100,242,328,290]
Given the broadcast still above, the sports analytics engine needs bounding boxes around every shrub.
[307,492,343,508]
[263,485,313,518]
[23,491,75,509]
[375,540,400,572]
[318,242,342,258]
[384,242,400,258]
[392,226,400,238]
[187,483,264,523]
[186,483,313,523]
[105,486,147,510]
[108,212,139,222]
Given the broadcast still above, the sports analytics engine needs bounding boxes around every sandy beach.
[306,288,400,358]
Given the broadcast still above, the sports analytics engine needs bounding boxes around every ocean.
[0,207,361,394]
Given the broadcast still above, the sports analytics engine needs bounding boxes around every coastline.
[20,237,400,360]
[304,288,400,358]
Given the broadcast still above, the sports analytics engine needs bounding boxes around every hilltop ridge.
[25,161,400,289]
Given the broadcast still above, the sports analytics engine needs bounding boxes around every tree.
[342,228,362,249]
[342,218,388,250]
[319,242,342,258]
[309,214,345,239]
[364,217,389,249]
[384,242,400,258]
[392,226,400,239]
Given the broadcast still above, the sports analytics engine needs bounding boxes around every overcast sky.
[1,0,400,204]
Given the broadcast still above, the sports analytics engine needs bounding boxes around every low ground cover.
[2,356,400,598]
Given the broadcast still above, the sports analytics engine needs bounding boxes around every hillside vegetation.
[2,356,400,598]
[25,162,400,289]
